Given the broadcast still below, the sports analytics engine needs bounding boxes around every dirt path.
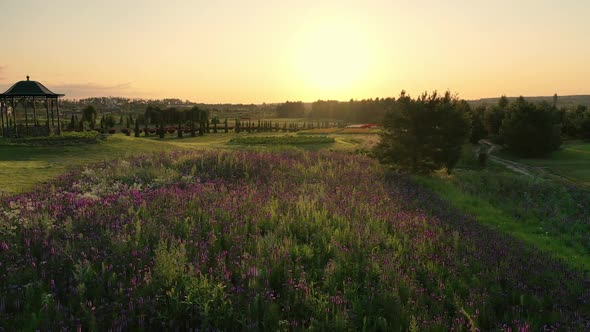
[479,140,534,177]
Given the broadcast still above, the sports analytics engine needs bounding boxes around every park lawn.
[0,133,378,194]
[0,135,192,194]
[416,172,590,272]
[507,141,590,186]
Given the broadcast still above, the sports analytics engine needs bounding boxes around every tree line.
[375,91,587,174]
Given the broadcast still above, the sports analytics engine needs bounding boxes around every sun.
[289,19,376,97]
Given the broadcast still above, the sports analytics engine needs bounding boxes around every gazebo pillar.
[45,98,50,132]
[0,101,5,137]
[11,98,17,136]
[56,97,61,135]
[24,97,29,135]
[50,99,55,127]
[33,97,38,126]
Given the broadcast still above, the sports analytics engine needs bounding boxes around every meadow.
[2,149,589,331]
[1,133,590,330]
[506,141,590,186]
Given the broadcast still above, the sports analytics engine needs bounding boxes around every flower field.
[0,151,589,330]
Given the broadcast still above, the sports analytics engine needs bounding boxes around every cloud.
[49,81,151,99]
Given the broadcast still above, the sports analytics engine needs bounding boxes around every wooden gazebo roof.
[0,76,64,98]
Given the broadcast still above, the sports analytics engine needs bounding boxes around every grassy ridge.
[417,170,590,272]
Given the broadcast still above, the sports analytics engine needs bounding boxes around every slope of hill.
[469,95,590,108]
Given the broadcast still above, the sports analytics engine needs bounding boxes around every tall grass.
[0,151,587,330]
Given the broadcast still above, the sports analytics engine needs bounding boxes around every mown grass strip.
[416,174,590,272]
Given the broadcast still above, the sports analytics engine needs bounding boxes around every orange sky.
[1,0,589,103]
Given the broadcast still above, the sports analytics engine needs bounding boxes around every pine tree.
[375,91,470,174]
[159,117,165,139]
[177,111,184,138]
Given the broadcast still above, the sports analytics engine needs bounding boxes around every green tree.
[159,115,165,139]
[276,101,305,118]
[484,106,505,138]
[134,118,140,137]
[189,107,196,137]
[68,115,76,131]
[82,105,97,130]
[375,91,471,174]
[562,105,588,138]
[500,97,561,156]
[105,115,116,128]
[177,110,184,138]
[469,105,488,143]
[578,116,590,140]
[212,117,220,133]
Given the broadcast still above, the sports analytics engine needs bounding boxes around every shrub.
[3,131,102,146]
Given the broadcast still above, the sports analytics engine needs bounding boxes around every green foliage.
[484,106,505,138]
[82,105,97,130]
[276,101,305,118]
[154,239,187,287]
[3,131,102,146]
[212,116,219,133]
[500,97,561,156]
[177,110,184,138]
[375,91,471,174]
[104,115,116,129]
[469,106,487,143]
[562,105,590,139]
[134,119,140,137]
[229,135,335,145]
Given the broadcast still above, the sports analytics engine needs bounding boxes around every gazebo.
[0,76,65,137]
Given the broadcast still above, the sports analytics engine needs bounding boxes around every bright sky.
[1,0,589,103]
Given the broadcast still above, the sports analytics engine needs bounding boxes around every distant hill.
[468,95,590,109]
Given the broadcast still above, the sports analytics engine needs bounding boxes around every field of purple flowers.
[0,151,589,330]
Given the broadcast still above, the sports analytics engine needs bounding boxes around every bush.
[374,91,471,174]
[2,131,102,146]
[500,97,561,157]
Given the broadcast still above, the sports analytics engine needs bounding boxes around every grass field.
[417,171,590,272]
[0,133,377,194]
[2,150,588,330]
[2,133,590,329]
[507,141,590,185]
